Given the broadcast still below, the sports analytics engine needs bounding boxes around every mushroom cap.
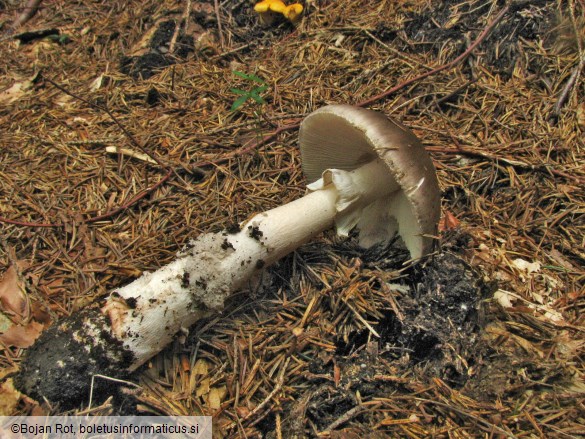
[283,4,303,21]
[254,0,286,13]
[298,104,441,259]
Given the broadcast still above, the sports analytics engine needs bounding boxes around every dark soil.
[400,0,555,77]
[251,233,488,435]
[14,308,134,410]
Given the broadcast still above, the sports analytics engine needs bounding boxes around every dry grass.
[1,0,584,437]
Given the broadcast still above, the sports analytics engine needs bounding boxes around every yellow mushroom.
[254,0,303,25]
[254,0,286,14]
[283,4,303,22]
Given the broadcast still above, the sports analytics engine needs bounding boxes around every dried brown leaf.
[208,386,226,409]
[39,278,65,297]
[439,210,460,231]
[0,379,21,416]
[0,265,28,323]
[0,79,33,104]
[30,301,51,325]
[0,320,43,348]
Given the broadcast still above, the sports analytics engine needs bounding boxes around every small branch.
[0,76,174,228]
[321,404,365,432]
[426,146,585,185]
[214,0,225,49]
[169,0,191,54]
[192,122,300,168]
[105,146,158,164]
[43,76,168,170]
[553,0,584,116]
[356,4,510,108]
[413,397,517,438]
[210,43,252,61]
[553,59,584,115]
[239,358,290,426]
[11,0,43,29]
[0,170,172,228]
[0,216,55,228]
[0,5,535,230]
[205,4,512,169]
[82,169,173,224]
[88,374,141,410]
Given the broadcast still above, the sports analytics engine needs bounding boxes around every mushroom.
[254,0,303,25]
[282,3,303,22]
[254,0,286,25]
[299,104,441,258]
[15,105,440,407]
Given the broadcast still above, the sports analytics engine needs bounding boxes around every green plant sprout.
[230,71,269,112]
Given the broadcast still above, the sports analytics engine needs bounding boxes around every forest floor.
[1,0,584,437]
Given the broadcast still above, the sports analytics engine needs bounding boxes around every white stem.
[102,158,396,370]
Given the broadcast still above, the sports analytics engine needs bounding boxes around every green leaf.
[232,70,250,79]
[233,70,265,84]
[230,88,249,95]
[231,95,250,111]
[47,34,71,44]
[249,92,265,104]
[246,74,265,84]
[252,85,268,94]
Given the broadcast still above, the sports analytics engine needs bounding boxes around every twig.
[412,397,517,438]
[205,3,512,169]
[81,169,173,224]
[234,357,290,427]
[11,0,43,29]
[360,27,433,70]
[321,404,365,432]
[0,169,172,227]
[0,76,174,228]
[192,122,300,168]
[275,413,282,439]
[210,43,252,61]
[356,4,510,108]
[554,59,585,115]
[426,146,585,185]
[169,0,191,54]
[0,216,55,228]
[206,112,307,134]
[105,146,158,164]
[43,76,168,170]
[554,0,585,115]
[0,5,521,229]
[88,374,141,409]
[419,78,477,113]
[214,0,225,49]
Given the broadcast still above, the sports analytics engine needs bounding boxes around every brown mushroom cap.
[298,104,441,259]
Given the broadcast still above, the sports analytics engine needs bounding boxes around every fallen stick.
[11,0,43,29]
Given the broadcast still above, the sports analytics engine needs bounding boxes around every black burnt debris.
[382,253,483,378]
[332,251,483,379]
[226,223,241,234]
[14,308,134,409]
[124,297,138,309]
[181,272,190,288]
[273,244,487,435]
[221,239,235,250]
[248,225,264,241]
